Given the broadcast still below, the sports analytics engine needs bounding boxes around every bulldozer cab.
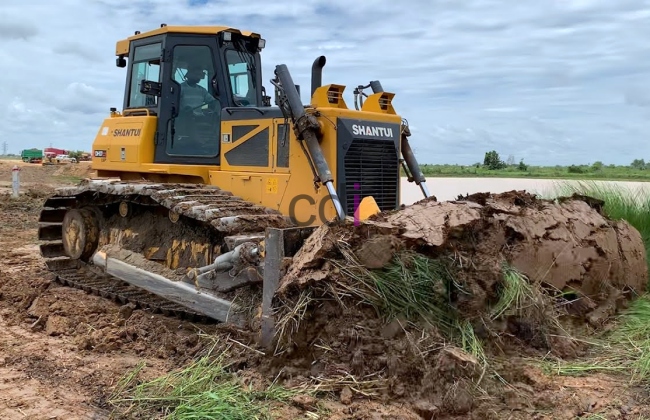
[116,26,266,165]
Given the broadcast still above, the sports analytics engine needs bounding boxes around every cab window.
[225,49,258,107]
[128,43,161,108]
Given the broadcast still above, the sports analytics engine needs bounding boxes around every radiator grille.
[343,138,399,215]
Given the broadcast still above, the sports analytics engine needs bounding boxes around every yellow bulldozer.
[37,24,430,345]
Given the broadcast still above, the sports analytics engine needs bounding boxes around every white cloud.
[0,0,648,165]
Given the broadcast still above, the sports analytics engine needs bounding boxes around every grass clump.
[109,342,297,420]
[490,264,540,320]
[334,249,458,329]
[354,251,458,328]
[333,248,532,367]
[546,294,650,384]
[608,295,650,382]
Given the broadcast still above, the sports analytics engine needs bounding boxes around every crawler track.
[37,180,296,322]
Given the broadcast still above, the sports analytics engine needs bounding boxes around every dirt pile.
[280,191,646,317]
[53,161,94,178]
[258,191,648,417]
[0,186,56,238]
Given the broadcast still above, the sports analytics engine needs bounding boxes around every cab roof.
[115,25,261,56]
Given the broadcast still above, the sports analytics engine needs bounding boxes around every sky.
[1,0,649,166]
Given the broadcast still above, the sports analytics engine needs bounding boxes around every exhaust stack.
[311,55,326,97]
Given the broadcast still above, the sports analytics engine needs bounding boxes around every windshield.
[225,48,258,107]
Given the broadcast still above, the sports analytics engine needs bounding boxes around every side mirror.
[140,80,162,97]
[262,86,271,107]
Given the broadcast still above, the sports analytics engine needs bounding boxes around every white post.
[11,165,20,198]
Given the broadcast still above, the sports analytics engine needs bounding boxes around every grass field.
[6,154,650,182]
[415,163,650,181]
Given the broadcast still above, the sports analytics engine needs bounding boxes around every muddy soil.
[0,184,218,419]
[266,191,650,418]
[0,164,649,419]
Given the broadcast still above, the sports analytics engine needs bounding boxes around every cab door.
[154,36,226,165]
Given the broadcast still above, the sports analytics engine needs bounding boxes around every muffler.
[311,55,326,98]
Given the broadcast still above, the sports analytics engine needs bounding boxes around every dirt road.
[1,159,649,419]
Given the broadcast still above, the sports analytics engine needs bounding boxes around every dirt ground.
[0,159,94,194]
[1,159,650,419]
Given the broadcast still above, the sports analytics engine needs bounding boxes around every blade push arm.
[272,64,346,221]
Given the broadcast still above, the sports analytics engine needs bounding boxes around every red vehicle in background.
[44,147,66,158]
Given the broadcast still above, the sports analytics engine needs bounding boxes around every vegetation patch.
[412,150,650,180]
[109,341,300,420]
[545,294,650,384]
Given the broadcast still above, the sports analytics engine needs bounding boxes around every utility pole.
[1,141,7,156]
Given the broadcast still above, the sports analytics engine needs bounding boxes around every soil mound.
[280,191,646,317]
[53,162,94,178]
[259,191,647,416]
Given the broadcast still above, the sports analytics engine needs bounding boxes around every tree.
[483,150,506,170]
[506,154,515,166]
[591,161,604,172]
[518,159,528,171]
[568,165,585,174]
[631,159,646,170]
[67,150,85,161]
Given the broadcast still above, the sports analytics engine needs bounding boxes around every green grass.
[490,264,540,320]
[52,175,83,184]
[332,250,544,367]
[334,250,458,328]
[357,251,458,328]
[545,294,650,384]
[109,342,299,420]
[411,163,650,181]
